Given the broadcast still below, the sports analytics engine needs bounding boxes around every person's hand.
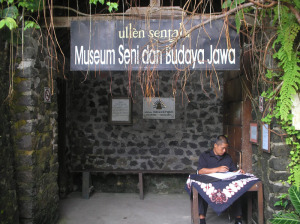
[217,166,229,172]
[234,169,245,174]
[238,169,245,174]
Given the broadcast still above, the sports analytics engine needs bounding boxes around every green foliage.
[18,0,43,12]
[222,0,251,33]
[274,193,289,209]
[0,6,19,19]
[270,185,300,224]
[0,0,14,4]
[0,5,18,30]
[106,2,118,12]
[24,20,40,30]
[0,17,17,29]
[260,0,300,184]
[0,0,42,31]
[89,0,118,12]
[222,0,245,9]
[295,165,300,190]
[272,16,300,121]
[89,0,104,4]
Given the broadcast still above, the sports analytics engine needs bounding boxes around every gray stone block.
[19,200,33,219]
[139,148,148,155]
[181,158,192,165]
[149,148,159,156]
[269,158,290,171]
[174,148,184,155]
[189,142,198,149]
[18,95,35,106]
[160,148,169,155]
[169,141,178,146]
[16,66,39,78]
[269,170,289,182]
[104,149,115,155]
[128,148,138,155]
[272,144,289,157]
[16,79,32,92]
[17,135,32,150]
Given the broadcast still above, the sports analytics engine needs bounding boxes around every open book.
[204,171,241,180]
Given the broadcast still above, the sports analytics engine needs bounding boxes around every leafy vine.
[260,2,300,184]
[222,0,300,185]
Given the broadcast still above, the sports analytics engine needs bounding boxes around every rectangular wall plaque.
[250,122,258,143]
[109,96,132,125]
[261,123,270,153]
[143,97,175,119]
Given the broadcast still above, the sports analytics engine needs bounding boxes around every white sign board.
[143,97,175,119]
[292,94,300,130]
[262,124,269,151]
[111,98,130,122]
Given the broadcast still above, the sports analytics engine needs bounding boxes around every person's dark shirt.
[197,150,237,172]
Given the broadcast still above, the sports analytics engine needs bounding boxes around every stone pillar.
[0,29,19,224]
[12,29,59,224]
[251,106,290,221]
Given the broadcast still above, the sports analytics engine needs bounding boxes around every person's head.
[213,135,229,156]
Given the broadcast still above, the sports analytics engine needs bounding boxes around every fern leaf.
[269,213,300,224]
[235,10,243,33]
[289,185,300,215]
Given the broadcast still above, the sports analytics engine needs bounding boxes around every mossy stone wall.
[0,29,19,224]
[11,29,59,224]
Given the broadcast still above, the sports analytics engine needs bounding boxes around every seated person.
[197,135,245,224]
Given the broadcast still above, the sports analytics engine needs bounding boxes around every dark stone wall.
[0,29,19,224]
[66,71,224,192]
[251,95,290,221]
[11,29,59,224]
[251,123,290,221]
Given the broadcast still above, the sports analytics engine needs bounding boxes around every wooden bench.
[72,169,195,199]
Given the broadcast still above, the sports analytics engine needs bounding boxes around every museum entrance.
[53,1,253,197]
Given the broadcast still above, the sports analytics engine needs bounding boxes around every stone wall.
[0,29,19,224]
[66,71,224,192]
[251,121,290,221]
[11,29,59,224]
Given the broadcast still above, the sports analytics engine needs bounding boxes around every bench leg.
[82,171,90,199]
[139,173,144,200]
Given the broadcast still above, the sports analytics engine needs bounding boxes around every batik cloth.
[186,173,260,215]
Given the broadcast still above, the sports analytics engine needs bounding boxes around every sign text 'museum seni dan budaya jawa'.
[70,19,240,71]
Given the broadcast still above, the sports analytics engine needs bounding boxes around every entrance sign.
[71,18,240,71]
[143,97,175,119]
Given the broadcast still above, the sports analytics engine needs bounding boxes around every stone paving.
[58,192,240,224]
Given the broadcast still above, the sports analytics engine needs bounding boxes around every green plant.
[274,193,289,209]
[89,0,118,12]
[260,0,300,184]
[0,0,42,31]
[269,185,300,224]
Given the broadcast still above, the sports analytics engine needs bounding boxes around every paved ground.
[58,192,238,224]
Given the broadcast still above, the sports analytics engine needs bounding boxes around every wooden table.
[191,181,263,224]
